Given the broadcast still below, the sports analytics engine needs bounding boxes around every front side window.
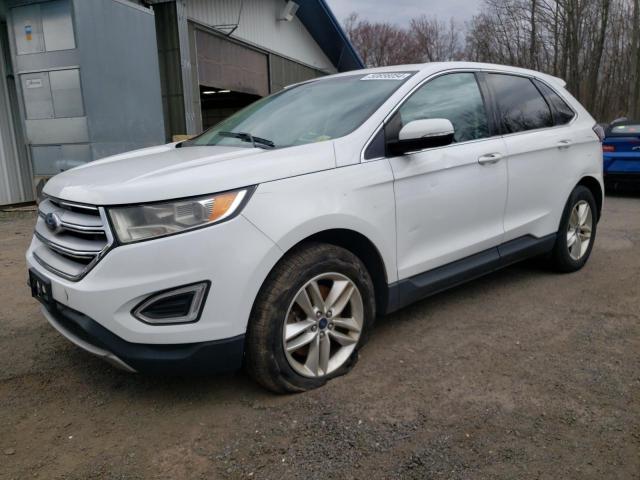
[184,73,414,150]
[533,79,575,125]
[489,74,553,133]
[391,73,490,143]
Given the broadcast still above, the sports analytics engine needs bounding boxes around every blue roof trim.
[295,0,364,72]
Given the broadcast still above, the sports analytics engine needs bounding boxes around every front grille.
[33,197,114,281]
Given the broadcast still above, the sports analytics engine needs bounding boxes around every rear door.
[488,73,579,241]
[386,72,508,280]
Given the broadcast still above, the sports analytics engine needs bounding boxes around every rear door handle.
[478,153,503,165]
[557,139,573,149]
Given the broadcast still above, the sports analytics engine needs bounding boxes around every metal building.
[1,0,32,205]
[0,0,362,206]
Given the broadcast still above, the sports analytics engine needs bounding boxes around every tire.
[551,185,598,273]
[245,242,376,393]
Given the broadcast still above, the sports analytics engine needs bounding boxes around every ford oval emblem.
[45,212,63,233]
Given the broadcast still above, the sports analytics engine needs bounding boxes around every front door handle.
[557,139,573,149]
[478,153,503,165]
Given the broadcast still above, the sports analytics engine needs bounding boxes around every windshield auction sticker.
[360,73,412,81]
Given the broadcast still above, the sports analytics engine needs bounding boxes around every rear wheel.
[551,185,597,272]
[245,243,375,393]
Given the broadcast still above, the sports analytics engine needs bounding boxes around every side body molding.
[387,234,557,313]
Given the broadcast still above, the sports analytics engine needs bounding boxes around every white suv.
[27,62,603,392]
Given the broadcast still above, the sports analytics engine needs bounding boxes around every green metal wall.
[269,54,325,93]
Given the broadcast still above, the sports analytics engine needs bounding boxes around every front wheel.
[551,185,598,272]
[245,243,376,393]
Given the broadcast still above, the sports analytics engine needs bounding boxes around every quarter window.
[392,73,490,143]
[533,79,575,125]
[488,74,554,133]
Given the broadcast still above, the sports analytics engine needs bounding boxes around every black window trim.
[483,72,577,137]
[486,73,554,134]
[532,80,556,126]
[531,77,578,127]
[360,69,500,162]
[360,68,578,162]
[475,72,502,137]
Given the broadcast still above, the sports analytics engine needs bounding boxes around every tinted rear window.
[488,74,554,133]
[607,124,640,136]
[533,79,575,125]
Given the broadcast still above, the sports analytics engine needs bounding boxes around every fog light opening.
[133,281,210,325]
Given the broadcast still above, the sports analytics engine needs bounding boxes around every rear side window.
[488,74,553,133]
[533,79,575,125]
[393,73,490,143]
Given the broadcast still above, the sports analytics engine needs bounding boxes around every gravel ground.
[1,194,639,479]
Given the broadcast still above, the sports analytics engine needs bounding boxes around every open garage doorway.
[194,28,269,132]
[199,85,260,130]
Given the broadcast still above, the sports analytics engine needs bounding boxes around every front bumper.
[27,213,282,349]
[42,302,245,374]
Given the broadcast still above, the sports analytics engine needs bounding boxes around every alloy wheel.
[567,200,593,261]
[283,272,364,378]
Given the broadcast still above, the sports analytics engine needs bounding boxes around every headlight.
[108,188,252,244]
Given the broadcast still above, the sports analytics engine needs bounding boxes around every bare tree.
[410,15,463,61]
[344,13,420,67]
[530,0,538,68]
[465,0,636,121]
[344,1,637,122]
[630,0,640,118]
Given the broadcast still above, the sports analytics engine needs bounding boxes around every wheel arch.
[302,229,389,315]
[576,175,604,220]
[255,228,391,318]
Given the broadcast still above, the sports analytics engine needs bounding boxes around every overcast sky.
[325,0,483,26]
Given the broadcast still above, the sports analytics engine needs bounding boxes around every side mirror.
[388,119,455,156]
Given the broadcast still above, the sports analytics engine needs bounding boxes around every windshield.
[184,72,415,149]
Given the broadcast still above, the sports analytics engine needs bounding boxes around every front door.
[386,72,508,280]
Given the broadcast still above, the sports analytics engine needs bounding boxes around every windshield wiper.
[218,131,275,149]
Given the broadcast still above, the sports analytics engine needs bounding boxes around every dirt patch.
[1,196,639,479]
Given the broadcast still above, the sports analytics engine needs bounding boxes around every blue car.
[603,121,640,186]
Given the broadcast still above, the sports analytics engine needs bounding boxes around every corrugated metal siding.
[186,0,337,73]
[269,54,323,92]
[154,2,186,141]
[196,29,269,95]
[0,19,32,205]
[74,0,166,160]
[0,87,21,205]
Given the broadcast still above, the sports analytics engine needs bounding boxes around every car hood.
[43,141,336,205]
